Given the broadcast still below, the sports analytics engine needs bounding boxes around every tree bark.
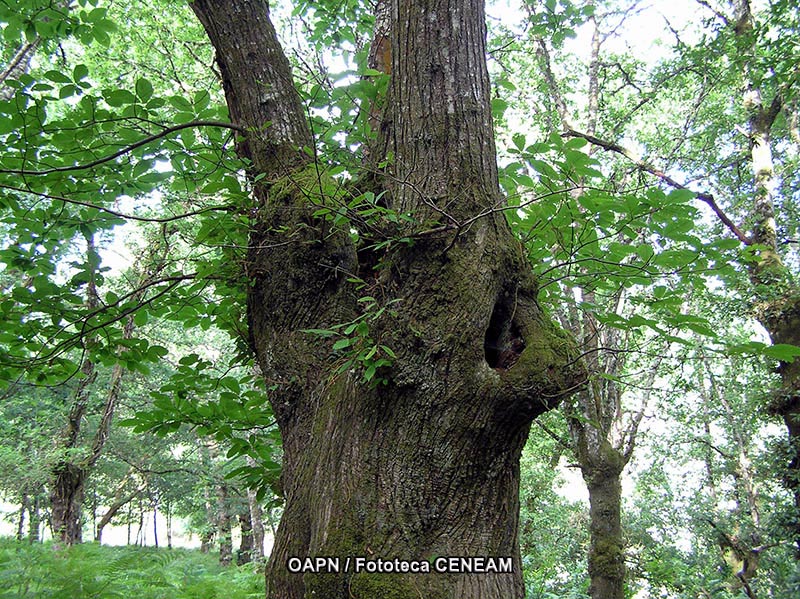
[153,500,159,548]
[17,494,29,541]
[190,1,581,597]
[50,232,168,545]
[246,468,266,562]
[586,464,625,599]
[50,235,98,546]
[217,483,233,567]
[166,502,173,549]
[0,40,40,101]
[51,461,88,545]
[238,508,255,566]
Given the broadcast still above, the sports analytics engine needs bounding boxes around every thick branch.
[190,0,312,175]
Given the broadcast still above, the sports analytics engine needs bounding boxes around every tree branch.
[563,129,753,245]
[0,120,245,176]
[0,183,233,223]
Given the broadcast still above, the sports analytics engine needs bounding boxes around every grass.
[0,537,264,598]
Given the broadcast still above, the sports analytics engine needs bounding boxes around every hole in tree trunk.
[484,296,525,370]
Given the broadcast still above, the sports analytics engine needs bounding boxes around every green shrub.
[0,537,263,599]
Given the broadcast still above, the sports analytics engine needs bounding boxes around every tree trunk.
[96,487,142,544]
[217,483,233,567]
[153,501,159,548]
[28,493,41,543]
[17,494,29,541]
[246,473,265,561]
[200,531,214,554]
[166,502,173,550]
[136,497,145,545]
[50,234,98,546]
[50,462,87,545]
[0,39,40,101]
[238,509,255,566]
[50,230,168,546]
[190,1,581,597]
[584,453,625,599]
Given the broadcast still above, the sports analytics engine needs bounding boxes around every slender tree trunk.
[238,509,254,565]
[190,1,581,597]
[51,235,99,545]
[247,486,265,562]
[50,233,168,546]
[166,502,173,550]
[90,489,97,541]
[17,494,29,541]
[217,484,233,567]
[96,487,142,544]
[136,498,145,546]
[200,444,217,554]
[28,494,40,543]
[584,453,625,599]
[153,502,159,548]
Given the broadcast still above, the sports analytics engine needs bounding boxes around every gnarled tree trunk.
[190,1,581,597]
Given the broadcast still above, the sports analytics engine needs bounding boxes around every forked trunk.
[190,1,582,597]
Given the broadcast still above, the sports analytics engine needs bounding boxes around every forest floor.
[0,537,263,598]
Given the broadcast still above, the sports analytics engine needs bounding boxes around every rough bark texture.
[580,441,625,599]
[190,1,582,597]
[763,296,800,557]
[50,462,88,545]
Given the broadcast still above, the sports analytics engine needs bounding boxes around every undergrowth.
[0,537,263,598]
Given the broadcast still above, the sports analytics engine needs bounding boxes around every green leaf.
[491,97,509,118]
[565,137,588,149]
[104,89,136,106]
[133,310,148,327]
[333,338,353,351]
[764,344,800,362]
[300,328,338,338]
[73,64,89,82]
[667,189,696,203]
[135,78,153,102]
[44,70,72,84]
